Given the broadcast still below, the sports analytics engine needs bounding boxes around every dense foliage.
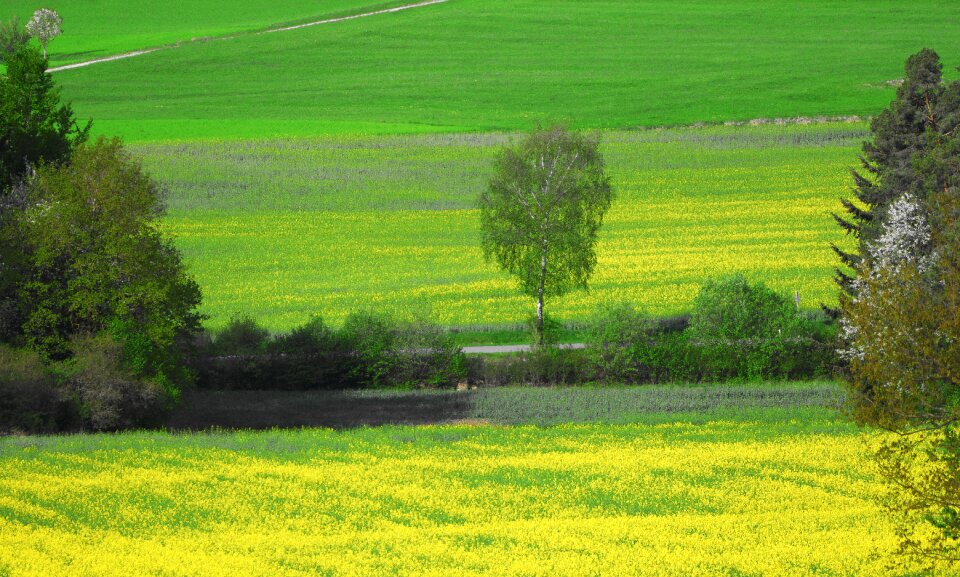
[197,313,466,391]
[0,45,88,195]
[586,278,836,384]
[833,49,960,292]
[839,49,960,568]
[0,54,204,430]
[16,138,203,373]
[0,16,30,62]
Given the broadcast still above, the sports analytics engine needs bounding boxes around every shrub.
[468,348,588,387]
[525,312,564,348]
[586,304,658,383]
[64,334,166,431]
[340,312,466,389]
[585,305,700,384]
[392,319,466,388]
[340,311,397,388]
[265,316,356,390]
[0,345,69,433]
[212,314,271,356]
[687,274,832,380]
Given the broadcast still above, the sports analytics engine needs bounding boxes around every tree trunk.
[536,244,547,348]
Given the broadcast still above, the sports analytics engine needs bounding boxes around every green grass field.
[47,0,960,141]
[135,122,862,330]
[1,389,918,576]
[5,0,405,67]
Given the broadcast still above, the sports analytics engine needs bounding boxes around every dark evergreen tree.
[839,51,960,568]
[832,48,960,292]
[0,44,89,196]
[0,43,89,341]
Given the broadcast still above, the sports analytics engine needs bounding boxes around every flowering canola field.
[138,123,864,329]
[0,413,922,576]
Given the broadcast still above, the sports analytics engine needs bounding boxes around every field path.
[462,343,586,354]
[47,0,449,73]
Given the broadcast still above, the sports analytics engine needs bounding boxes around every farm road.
[462,343,586,354]
[47,0,450,73]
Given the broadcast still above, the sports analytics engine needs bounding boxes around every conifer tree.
[832,48,960,292]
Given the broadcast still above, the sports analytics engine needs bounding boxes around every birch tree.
[479,126,613,346]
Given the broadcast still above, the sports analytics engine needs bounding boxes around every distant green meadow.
[135,123,862,330]
[5,0,403,67]
[46,0,960,141]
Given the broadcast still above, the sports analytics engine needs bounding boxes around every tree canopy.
[16,138,204,376]
[832,48,960,292]
[25,8,62,59]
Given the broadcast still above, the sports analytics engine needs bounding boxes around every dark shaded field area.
[166,382,845,430]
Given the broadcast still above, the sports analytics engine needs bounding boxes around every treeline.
[3,271,839,433]
[193,273,836,390]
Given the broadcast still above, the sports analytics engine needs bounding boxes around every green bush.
[212,314,271,356]
[340,311,397,388]
[469,348,588,387]
[391,319,466,388]
[196,312,465,390]
[63,334,166,431]
[340,312,466,389]
[687,274,833,380]
[265,316,356,390]
[585,305,699,383]
[0,345,70,433]
[525,312,564,348]
[586,304,658,383]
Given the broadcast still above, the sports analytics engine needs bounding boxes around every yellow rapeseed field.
[145,124,861,330]
[0,419,926,576]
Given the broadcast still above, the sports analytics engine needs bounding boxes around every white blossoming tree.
[25,8,62,59]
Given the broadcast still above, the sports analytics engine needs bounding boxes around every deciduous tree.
[17,137,203,394]
[479,126,613,346]
[25,8,61,59]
